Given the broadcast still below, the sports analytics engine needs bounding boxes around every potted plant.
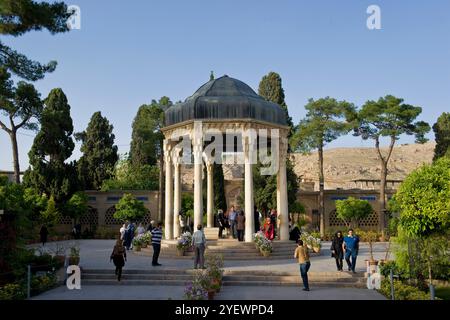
[132,237,142,251]
[177,232,192,256]
[142,232,152,247]
[259,237,273,257]
[184,279,208,300]
[205,253,224,292]
[69,246,80,265]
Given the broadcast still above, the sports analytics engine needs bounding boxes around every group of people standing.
[110,220,164,281]
[295,229,360,291]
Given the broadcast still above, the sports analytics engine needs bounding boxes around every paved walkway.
[33,285,385,300]
[29,239,391,273]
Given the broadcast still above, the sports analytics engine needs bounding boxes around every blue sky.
[1,0,449,170]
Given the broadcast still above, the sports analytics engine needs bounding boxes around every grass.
[435,286,450,300]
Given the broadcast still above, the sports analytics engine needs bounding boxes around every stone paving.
[29,239,387,300]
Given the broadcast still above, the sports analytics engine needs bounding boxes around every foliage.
[253,231,273,253]
[213,164,227,212]
[140,232,152,245]
[132,236,143,247]
[181,193,194,218]
[184,274,208,300]
[432,112,450,161]
[0,67,43,183]
[101,159,159,191]
[129,97,170,167]
[65,192,88,221]
[40,196,60,226]
[258,71,294,136]
[336,197,373,228]
[379,260,403,278]
[177,232,192,250]
[113,193,147,222]
[0,283,26,300]
[378,278,431,300]
[69,246,80,258]
[394,158,450,237]
[24,88,78,203]
[0,0,73,81]
[76,112,118,190]
[253,158,299,214]
[300,231,321,249]
[205,253,224,281]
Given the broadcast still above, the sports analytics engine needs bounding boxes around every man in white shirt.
[192,224,206,269]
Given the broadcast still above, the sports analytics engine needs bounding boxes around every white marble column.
[243,134,255,242]
[277,136,289,241]
[193,138,203,229]
[173,154,181,238]
[206,161,214,228]
[164,140,173,239]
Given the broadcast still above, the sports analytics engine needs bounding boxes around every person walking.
[236,210,245,242]
[294,239,311,291]
[228,206,237,239]
[123,222,131,250]
[192,224,206,269]
[110,239,127,281]
[217,209,226,239]
[39,225,48,246]
[254,205,261,233]
[150,222,163,266]
[343,229,359,273]
[331,231,344,271]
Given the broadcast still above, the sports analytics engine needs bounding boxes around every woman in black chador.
[330,231,344,271]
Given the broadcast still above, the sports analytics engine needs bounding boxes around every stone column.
[193,137,203,229]
[277,136,289,241]
[173,154,181,238]
[163,140,173,239]
[243,133,255,242]
[206,161,214,228]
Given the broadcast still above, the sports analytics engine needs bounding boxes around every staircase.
[81,269,366,288]
[138,239,306,260]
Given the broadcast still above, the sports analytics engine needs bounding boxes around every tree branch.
[375,136,386,163]
[0,119,12,134]
[385,136,396,165]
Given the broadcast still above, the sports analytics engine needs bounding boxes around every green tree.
[258,72,294,135]
[40,195,60,226]
[113,193,147,222]
[291,97,356,236]
[355,95,430,235]
[76,112,118,190]
[393,157,450,238]
[0,67,42,183]
[432,112,450,161]
[23,88,76,202]
[0,0,73,81]
[335,197,373,228]
[65,191,88,222]
[213,163,226,212]
[101,158,159,191]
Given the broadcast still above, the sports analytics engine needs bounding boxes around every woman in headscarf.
[110,239,127,281]
[263,217,274,240]
[330,230,344,271]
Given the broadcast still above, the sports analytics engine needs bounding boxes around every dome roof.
[164,75,287,127]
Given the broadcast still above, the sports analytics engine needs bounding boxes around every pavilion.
[161,75,290,242]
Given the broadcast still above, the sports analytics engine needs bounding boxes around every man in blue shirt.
[342,229,359,273]
[229,206,237,239]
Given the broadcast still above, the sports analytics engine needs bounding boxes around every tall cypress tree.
[76,112,118,190]
[258,72,294,135]
[433,112,450,161]
[23,88,76,202]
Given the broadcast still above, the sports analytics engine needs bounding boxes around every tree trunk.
[158,151,164,222]
[379,160,387,236]
[318,144,325,237]
[10,130,20,184]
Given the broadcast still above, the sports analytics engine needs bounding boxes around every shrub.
[0,283,26,300]
[379,279,431,300]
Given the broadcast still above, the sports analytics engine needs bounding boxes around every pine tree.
[23,88,76,202]
[76,112,118,190]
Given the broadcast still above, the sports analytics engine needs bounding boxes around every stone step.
[83,274,193,280]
